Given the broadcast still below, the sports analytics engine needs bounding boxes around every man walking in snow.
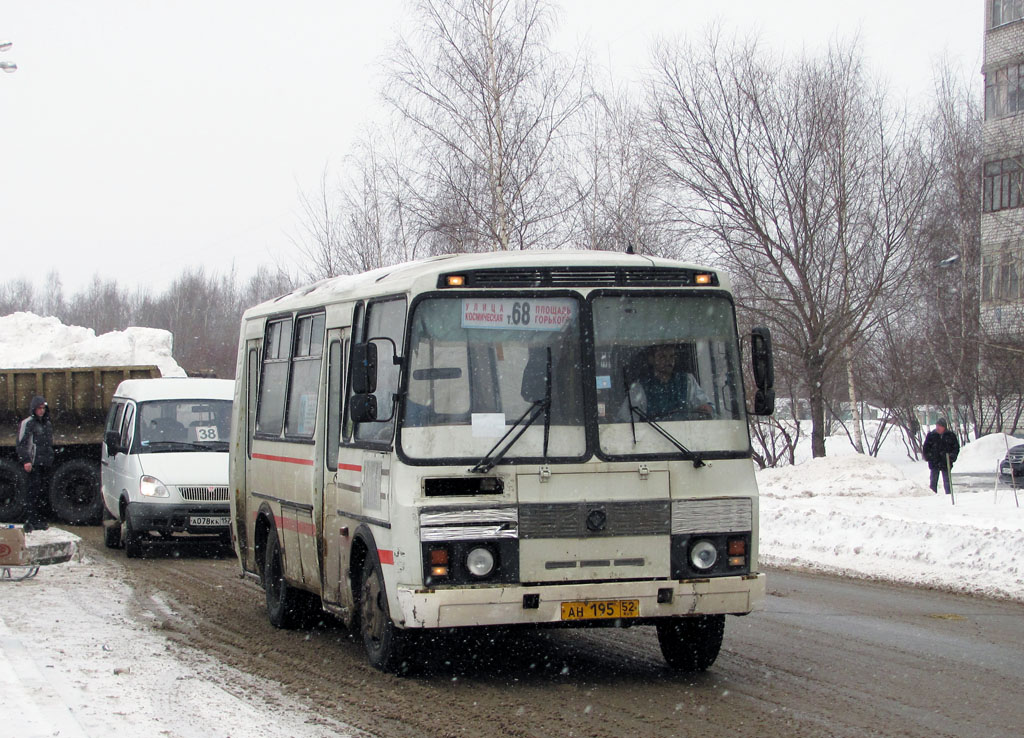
[923,418,959,495]
[16,395,53,531]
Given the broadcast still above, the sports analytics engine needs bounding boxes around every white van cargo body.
[100,377,234,557]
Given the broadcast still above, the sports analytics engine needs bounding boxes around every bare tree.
[565,81,685,256]
[647,32,934,457]
[385,0,587,252]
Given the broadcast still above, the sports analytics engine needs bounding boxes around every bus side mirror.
[104,430,122,456]
[349,394,378,423]
[351,342,378,395]
[751,326,775,416]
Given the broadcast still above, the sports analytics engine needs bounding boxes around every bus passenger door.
[323,329,351,606]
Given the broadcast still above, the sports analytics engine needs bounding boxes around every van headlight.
[466,547,495,578]
[140,475,169,498]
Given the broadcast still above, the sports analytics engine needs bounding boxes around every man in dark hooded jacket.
[922,418,959,495]
[16,395,54,531]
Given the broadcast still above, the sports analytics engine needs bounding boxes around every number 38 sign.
[462,298,576,331]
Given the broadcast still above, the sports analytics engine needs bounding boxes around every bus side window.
[246,346,258,457]
[354,298,407,444]
[326,339,343,469]
[343,304,363,443]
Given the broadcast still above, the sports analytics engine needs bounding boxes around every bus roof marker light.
[694,273,713,286]
[446,275,466,287]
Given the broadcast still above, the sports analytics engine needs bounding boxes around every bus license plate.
[190,516,229,527]
[560,599,639,621]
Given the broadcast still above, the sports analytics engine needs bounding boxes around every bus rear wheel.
[359,550,415,674]
[264,529,312,629]
[656,614,725,671]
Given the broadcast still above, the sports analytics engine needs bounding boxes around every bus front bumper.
[394,573,765,629]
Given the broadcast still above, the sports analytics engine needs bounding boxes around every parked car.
[999,443,1024,485]
[100,378,233,557]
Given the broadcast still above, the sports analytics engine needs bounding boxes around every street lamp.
[0,40,16,73]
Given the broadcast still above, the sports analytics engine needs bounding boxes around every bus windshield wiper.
[470,348,552,474]
[624,371,705,468]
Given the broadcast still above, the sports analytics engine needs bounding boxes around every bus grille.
[179,486,229,502]
[519,501,670,538]
[445,267,716,289]
[671,498,752,534]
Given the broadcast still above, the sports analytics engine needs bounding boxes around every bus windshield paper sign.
[462,298,575,331]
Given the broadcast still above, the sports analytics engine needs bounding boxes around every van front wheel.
[656,614,725,671]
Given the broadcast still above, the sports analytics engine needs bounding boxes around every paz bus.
[228,250,774,673]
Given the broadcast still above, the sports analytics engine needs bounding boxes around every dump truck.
[1,365,160,525]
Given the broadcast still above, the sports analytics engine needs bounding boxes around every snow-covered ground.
[0,312,185,377]
[1,424,1022,737]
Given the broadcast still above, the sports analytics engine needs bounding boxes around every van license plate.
[560,599,639,621]
[190,516,229,527]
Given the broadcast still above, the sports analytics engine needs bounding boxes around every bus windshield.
[592,293,749,457]
[400,295,586,463]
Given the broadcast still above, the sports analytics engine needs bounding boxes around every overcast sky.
[0,1,983,296]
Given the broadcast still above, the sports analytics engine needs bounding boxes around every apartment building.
[981,0,1024,332]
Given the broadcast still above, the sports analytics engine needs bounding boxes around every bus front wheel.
[359,550,415,673]
[656,614,725,671]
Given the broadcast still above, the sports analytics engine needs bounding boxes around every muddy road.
[74,526,1024,738]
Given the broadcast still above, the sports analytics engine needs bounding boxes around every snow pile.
[758,454,927,498]
[0,312,185,377]
[954,432,1020,473]
[758,434,1024,600]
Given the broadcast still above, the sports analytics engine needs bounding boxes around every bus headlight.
[689,540,718,571]
[139,475,169,498]
[466,547,495,578]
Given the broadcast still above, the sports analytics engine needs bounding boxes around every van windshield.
[137,400,231,452]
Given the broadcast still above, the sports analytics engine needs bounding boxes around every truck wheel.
[49,459,102,525]
[0,458,27,523]
[656,614,725,671]
[123,515,144,558]
[264,529,312,629]
[359,549,415,673]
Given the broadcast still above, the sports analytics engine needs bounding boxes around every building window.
[983,157,1023,213]
[992,0,1024,27]
[982,244,1024,302]
[985,63,1024,119]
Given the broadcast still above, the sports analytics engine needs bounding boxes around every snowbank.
[0,312,185,377]
[758,433,1024,600]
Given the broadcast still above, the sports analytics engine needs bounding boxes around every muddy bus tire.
[123,515,144,558]
[656,614,725,672]
[49,459,102,525]
[0,458,27,522]
[264,529,313,629]
[359,549,416,674]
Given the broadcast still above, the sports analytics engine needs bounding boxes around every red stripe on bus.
[273,515,317,537]
[337,463,362,472]
[378,549,395,565]
[253,452,315,466]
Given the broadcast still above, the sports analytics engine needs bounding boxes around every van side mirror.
[349,393,378,423]
[750,326,775,416]
[104,430,122,456]
[351,342,378,395]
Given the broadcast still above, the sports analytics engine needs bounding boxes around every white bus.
[229,250,774,673]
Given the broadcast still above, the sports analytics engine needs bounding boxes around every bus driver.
[624,344,713,420]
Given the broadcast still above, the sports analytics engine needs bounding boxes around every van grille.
[179,486,229,502]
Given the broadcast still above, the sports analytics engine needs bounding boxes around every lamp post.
[0,40,17,73]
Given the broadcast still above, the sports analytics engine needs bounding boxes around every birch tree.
[385,0,586,252]
[648,33,933,457]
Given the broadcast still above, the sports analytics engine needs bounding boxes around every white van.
[100,378,234,557]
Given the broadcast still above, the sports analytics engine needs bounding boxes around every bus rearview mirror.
[351,342,378,394]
